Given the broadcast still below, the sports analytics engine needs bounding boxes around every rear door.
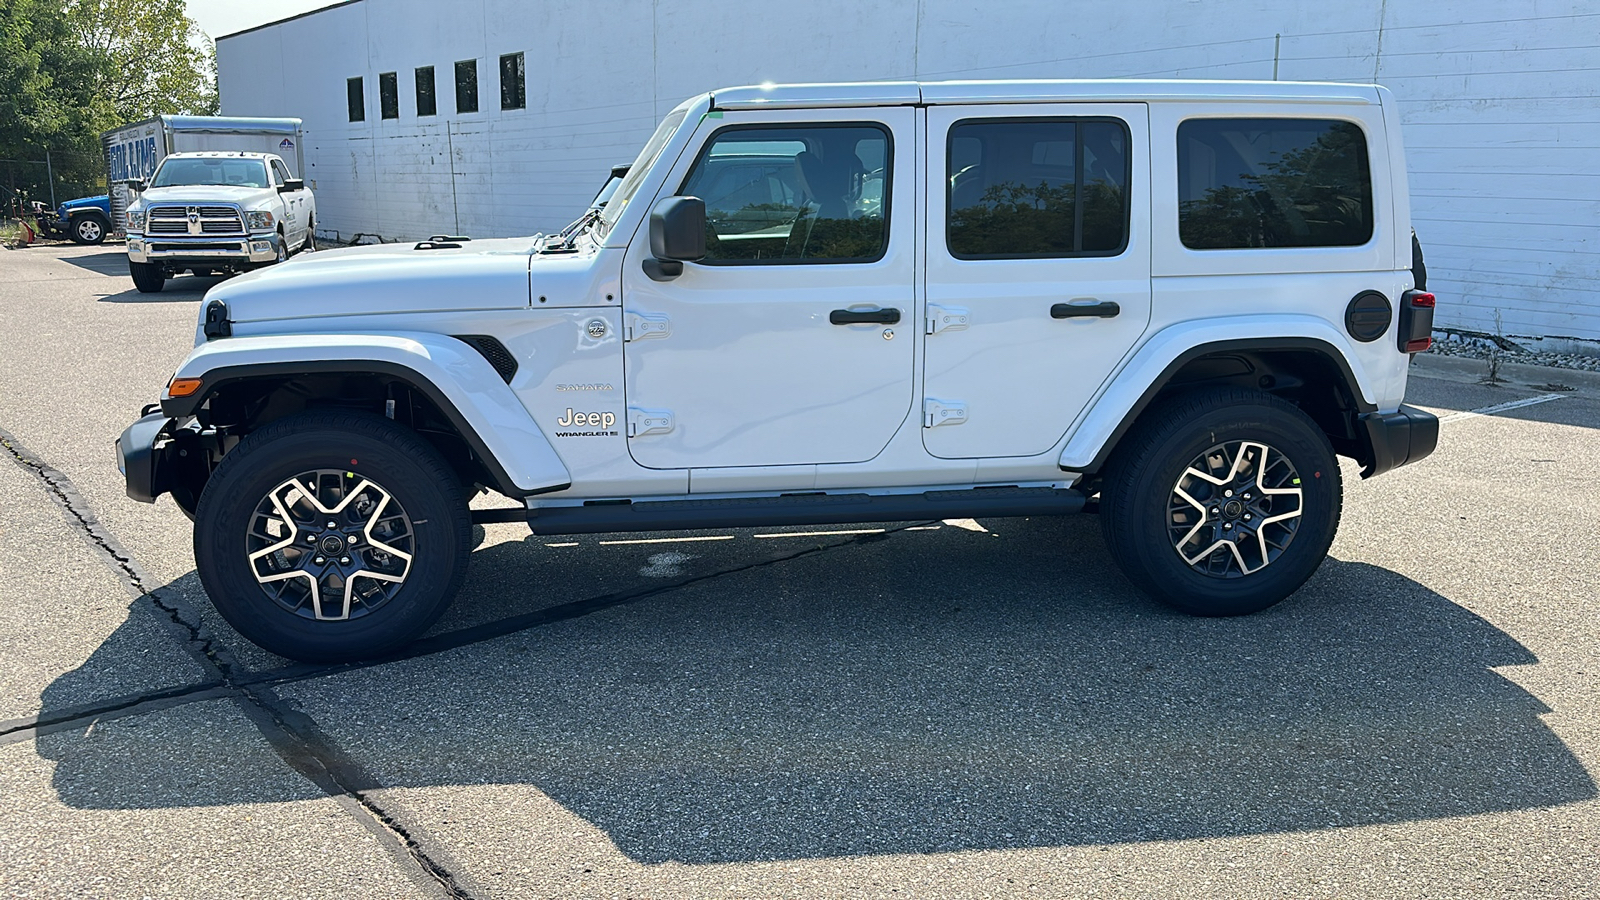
[619,108,917,470]
[922,103,1151,459]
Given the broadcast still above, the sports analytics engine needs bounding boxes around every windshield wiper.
[540,208,601,253]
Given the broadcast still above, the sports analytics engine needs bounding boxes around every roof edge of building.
[215,0,364,42]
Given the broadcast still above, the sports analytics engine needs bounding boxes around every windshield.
[151,158,269,189]
[597,109,689,235]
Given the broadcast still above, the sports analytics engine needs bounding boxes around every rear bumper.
[1359,404,1440,478]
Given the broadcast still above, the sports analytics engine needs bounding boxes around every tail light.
[1399,289,1436,354]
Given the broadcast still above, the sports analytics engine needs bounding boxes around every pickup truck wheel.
[72,215,108,244]
[128,260,165,293]
[1099,387,1342,617]
[300,217,316,253]
[274,231,288,263]
[193,412,472,662]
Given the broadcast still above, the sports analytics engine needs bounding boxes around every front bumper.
[116,411,174,503]
[1359,404,1440,478]
[127,233,279,266]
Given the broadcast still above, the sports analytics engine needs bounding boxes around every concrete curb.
[1411,353,1600,395]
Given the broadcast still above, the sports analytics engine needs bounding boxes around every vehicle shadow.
[34,516,1596,862]
[97,275,226,303]
[56,249,130,276]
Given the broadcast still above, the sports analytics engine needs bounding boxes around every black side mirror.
[643,195,706,281]
[128,180,146,193]
[279,179,304,192]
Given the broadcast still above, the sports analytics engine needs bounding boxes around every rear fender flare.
[1060,316,1380,473]
[161,332,570,497]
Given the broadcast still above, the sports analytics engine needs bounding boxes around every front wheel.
[193,412,472,661]
[129,260,165,293]
[1100,387,1342,617]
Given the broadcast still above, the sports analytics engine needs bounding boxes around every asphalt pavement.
[1,242,1597,898]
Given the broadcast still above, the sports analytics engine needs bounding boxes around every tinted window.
[346,77,364,122]
[415,66,436,116]
[947,118,1129,259]
[455,60,478,114]
[379,72,398,119]
[270,159,291,184]
[499,53,525,110]
[1178,118,1373,250]
[680,124,890,263]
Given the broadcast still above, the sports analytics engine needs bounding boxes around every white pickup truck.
[124,151,317,293]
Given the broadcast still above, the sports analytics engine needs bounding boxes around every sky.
[185,0,344,42]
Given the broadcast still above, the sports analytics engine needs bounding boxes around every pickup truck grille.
[147,205,245,235]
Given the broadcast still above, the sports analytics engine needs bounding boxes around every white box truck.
[103,116,305,231]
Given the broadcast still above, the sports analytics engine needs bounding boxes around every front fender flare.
[161,332,570,497]
[1059,316,1380,473]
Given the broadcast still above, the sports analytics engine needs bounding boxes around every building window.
[946,118,1130,259]
[455,60,478,114]
[346,76,364,122]
[1177,118,1373,250]
[500,52,525,110]
[415,66,436,116]
[379,72,398,119]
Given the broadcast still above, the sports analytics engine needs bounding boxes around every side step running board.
[471,487,1086,534]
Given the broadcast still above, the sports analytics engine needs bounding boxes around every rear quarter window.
[1177,118,1373,250]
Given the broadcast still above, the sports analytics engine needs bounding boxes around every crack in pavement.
[0,423,471,900]
[0,421,925,896]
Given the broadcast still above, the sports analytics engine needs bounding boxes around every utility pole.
[45,149,57,208]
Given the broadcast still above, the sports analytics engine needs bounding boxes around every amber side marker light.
[167,377,204,398]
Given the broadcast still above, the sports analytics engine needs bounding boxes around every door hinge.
[627,408,674,437]
[926,304,970,335]
[923,398,968,428]
[624,312,671,342]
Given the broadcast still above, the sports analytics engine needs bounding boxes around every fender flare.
[1059,316,1380,473]
[161,332,571,497]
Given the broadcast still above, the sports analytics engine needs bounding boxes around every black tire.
[129,260,165,293]
[274,230,288,263]
[300,217,316,254]
[1100,387,1342,617]
[193,411,472,662]
[71,214,108,245]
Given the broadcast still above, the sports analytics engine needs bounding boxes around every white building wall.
[218,0,1600,346]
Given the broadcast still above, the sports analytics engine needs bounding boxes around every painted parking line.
[1439,393,1568,423]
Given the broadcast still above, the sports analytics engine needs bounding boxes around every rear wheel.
[193,412,471,661]
[72,215,108,244]
[129,260,165,293]
[1100,387,1342,616]
[300,216,317,254]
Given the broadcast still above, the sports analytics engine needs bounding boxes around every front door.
[922,103,1151,459]
[620,108,917,470]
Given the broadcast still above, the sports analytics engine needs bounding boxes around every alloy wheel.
[246,469,414,620]
[1166,440,1303,578]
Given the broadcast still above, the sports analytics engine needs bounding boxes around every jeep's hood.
[133,185,273,207]
[58,194,109,213]
[206,238,546,324]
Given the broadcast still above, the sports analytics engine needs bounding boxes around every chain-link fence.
[1,149,108,212]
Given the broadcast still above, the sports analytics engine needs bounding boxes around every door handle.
[829,307,901,325]
[1051,300,1121,319]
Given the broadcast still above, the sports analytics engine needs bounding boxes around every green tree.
[0,0,215,203]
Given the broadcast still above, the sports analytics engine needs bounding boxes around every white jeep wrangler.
[124,151,317,293]
[117,81,1438,662]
